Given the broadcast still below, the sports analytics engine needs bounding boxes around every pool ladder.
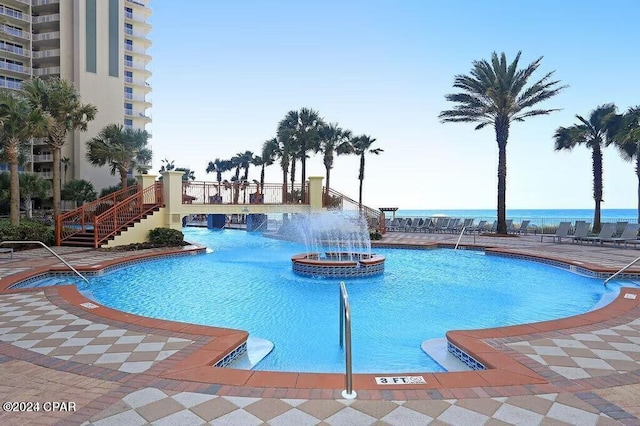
[604,254,640,287]
[0,240,89,284]
[339,281,356,399]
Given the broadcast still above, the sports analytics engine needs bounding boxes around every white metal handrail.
[339,281,356,399]
[0,241,89,284]
[454,227,466,250]
[604,255,640,287]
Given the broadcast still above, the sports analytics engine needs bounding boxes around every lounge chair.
[575,223,617,244]
[405,218,424,232]
[415,218,432,233]
[459,218,474,232]
[444,218,461,233]
[515,220,530,235]
[431,217,450,233]
[466,220,487,234]
[540,222,571,243]
[615,221,629,238]
[599,223,640,246]
[570,221,591,243]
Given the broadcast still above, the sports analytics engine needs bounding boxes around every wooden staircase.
[56,183,164,248]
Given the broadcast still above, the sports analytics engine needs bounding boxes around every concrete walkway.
[0,234,639,425]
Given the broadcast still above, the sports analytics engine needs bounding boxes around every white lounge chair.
[540,222,571,243]
[599,223,640,246]
[515,220,530,235]
[570,221,591,243]
[576,223,617,244]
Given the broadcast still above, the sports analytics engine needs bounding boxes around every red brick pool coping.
[2,244,640,394]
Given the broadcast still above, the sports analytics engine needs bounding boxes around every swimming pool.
[64,228,620,373]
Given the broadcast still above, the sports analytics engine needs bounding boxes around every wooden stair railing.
[93,182,164,248]
[324,187,385,234]
[56,185,141,245]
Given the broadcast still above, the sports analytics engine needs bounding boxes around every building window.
[108,0,119,77]
[86,0,97,73]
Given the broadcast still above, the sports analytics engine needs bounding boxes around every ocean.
[393,209,638,227]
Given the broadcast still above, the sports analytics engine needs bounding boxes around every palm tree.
[61,156,70,183]
[349,135,383,208]
[263,137,291,202]
[20,173,50,218]
[554,104,618,232]
[61,179,97,207]
[206,158,232,196]
[439,51,566,234]
[316,122,352,205]
[278,108,324,200]
[610,106,640,222]
[21,77,97,219]
[86,124,152,190]
[175,167,195,181]
[0,90,48,225]
[158,158,175,173]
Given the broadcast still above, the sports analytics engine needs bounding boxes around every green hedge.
[0,220,55,248]
[148,227,185,246]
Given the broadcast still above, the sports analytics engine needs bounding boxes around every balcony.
[123,44,150,57]
[0,24,29,41]
[0,43,31,58]
[34,171,53,179]
[32,31,61,48]
[32,0,59,13]
[0,61,30,75]
[32,13,60,29]
[124,92,149,103]
[0,7,30,23]
[124,75,151,90]
[32,48,60,60]
[0,79,22,90]
[124,108,151,122]
[33,66,60,77]
[33,153,53,162]
[124,26,150,40]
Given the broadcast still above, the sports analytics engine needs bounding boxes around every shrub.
[369,230,382,240]
[148,227,185,246]
[0,219,54,248]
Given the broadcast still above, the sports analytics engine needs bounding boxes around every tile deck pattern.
[0,235,639,424]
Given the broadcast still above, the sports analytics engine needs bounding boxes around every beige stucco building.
[0,0,152,193]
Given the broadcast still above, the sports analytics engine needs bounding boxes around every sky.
[146,0,639,210]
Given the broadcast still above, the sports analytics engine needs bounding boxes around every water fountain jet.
[283,211,385,278]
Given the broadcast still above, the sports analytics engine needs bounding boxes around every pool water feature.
[282,212,386,277]
[30,228,626,373]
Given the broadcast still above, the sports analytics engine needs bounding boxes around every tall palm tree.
[610,106,640,222]
[20,173,50,219]
[236,150,254,182]
[439,51,566,234]
[278,108,324,200]
[21,77,97,219]
[263,137,290,202]
[554,104,618,232]
[86,124,152,189]
[61,156,70,184]
[175,167,195,181]
[206,158,231,196]
[251,151,272,193]
[0,90,48,225]
[316,122,352,204]
[349,135,383,208]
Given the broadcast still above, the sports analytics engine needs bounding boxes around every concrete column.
[160,171,185,230]
[137,174,156,190]
[308,176,324,210]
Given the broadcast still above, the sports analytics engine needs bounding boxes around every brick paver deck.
[0,234,639,424]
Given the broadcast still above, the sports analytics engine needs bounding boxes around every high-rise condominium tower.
[0,0,152,193]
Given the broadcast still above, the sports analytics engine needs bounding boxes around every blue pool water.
[64,228,623,373]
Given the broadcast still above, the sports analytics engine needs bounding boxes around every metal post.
[339,281,356,399]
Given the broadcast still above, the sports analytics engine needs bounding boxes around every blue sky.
[147,0,639,209]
